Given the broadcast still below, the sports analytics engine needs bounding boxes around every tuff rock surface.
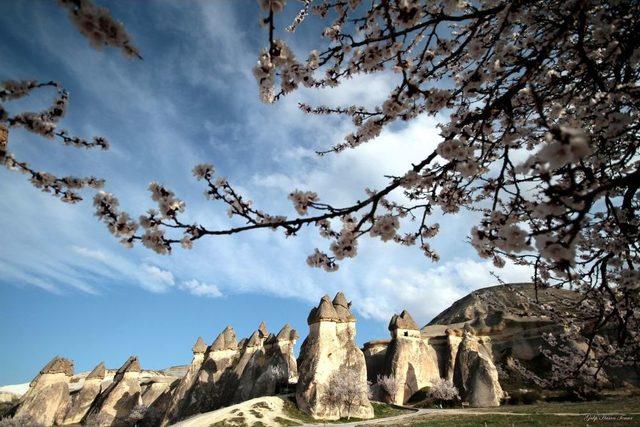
[296,293,374,420]
[364,283,600,405]
[233,324,299,404]
[161,326,239,425]
[161,323,298,426]
[63,362,106,425]
[85,356,142,426]
[453,331,504,407]
[383,310,440,405]
[13,356,73,426]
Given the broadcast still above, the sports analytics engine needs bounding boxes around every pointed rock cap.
[276,324,299,342]
[265,333,277,345]
[335,305,357,322]
[238,338,248,349]
[116,356,141,377]
[246,330,262,347]
[40,356,74,376]
[276,324,293,341]
[307,307,318,324]
[192,337,207,354]
[333,292,356,322]
[308,295,340,324]
[223,326,238,349]
[258,321,268,338]
[388,310,420,331]
[332,292,350,309]
[86,362,106,380]
[211,326,238,351]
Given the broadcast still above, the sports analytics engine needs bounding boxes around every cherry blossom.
[1,80,107,203]
[58,0,141,59]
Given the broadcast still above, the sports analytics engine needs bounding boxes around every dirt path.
[300,408,640,426]
[300,408,429,427]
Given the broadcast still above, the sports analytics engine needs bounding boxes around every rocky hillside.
[426,282,580,326]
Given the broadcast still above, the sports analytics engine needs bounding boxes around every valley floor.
[173,395,640,427]
[345,395,640,427]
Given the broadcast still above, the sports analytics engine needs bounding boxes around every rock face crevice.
[453,331,504,407]
[296,293,374,420]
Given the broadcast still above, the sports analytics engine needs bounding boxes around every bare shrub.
[427,378,460,408]
[376,374,401,402]
[323,365,369,419]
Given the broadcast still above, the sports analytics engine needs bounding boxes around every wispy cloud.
[0,1,535,328]
[179,279,222,298]
[139,264,175,293]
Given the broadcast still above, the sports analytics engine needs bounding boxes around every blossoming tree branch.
[1,0,638,387]
[0,0,139,202]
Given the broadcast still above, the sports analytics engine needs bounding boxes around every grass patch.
[273,416,303,426]
[371,401,412,418]
[251,402,271,410]
[398,395,640,426]
[478,394,640,415]
[404,413,636,426]
[209,415,249,427]
[249,409,264,418]
[281,396,318,424]
[281,396,412,424]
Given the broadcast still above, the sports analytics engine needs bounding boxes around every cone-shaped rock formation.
[13,356,73,426]
[383,310,440,404]
[297,292,374,420]
[63,362,106,425]
[85,356,142,426]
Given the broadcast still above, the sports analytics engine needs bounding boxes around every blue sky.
[0,1,532,385]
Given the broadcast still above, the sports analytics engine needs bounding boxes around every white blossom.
[370,215,400,242]
[288,190,318,215]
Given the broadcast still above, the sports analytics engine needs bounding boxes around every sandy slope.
[170,395,303,427]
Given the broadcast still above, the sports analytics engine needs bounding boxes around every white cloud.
[252,114,442,209]
[355,258,533,326]
[179,279,223,298]
[138,264,175,293]
[71,246,108,262]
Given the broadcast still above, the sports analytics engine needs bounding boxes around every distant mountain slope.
[426,282,581,327]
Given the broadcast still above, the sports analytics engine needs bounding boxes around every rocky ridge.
[4,283,634,426]
[161,322,298,426]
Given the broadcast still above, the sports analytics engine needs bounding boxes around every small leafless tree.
[323,365,369,420]
[428,378,460,408]
[376,374,401,402]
